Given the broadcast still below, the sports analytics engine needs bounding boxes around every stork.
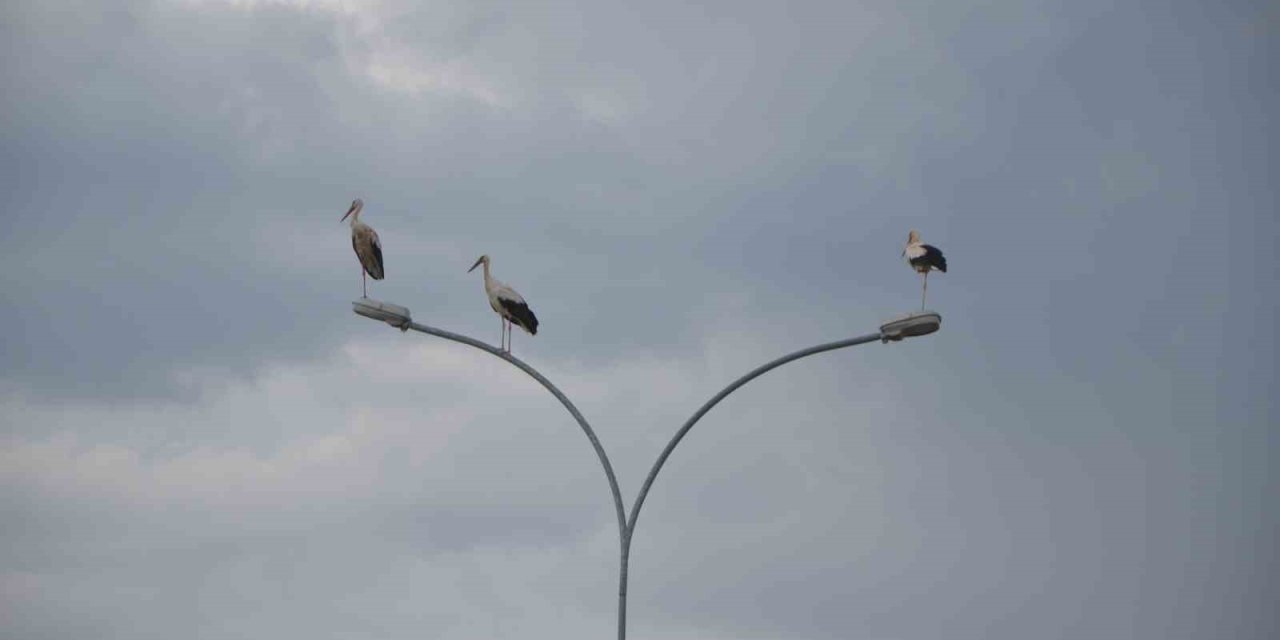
[341,198,384,298]
[468,254,538,353]
[903,230,947,310]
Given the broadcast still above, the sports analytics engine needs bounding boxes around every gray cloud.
[1,0,1275,639]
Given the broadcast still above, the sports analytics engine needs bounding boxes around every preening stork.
[903,230,947,310]
[341,198,384,298]
[468,254,538,353]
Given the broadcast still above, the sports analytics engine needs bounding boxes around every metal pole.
[619,528,630,640]
[357,306,902,639]
[402,322,636,640]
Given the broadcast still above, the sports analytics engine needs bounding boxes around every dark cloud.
[1,0,1275,639]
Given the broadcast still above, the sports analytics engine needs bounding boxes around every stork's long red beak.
[468,257,484,273]
[341,204,355,222]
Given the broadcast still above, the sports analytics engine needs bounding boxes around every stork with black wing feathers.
[468,255,539,354]
[903,230,947,310]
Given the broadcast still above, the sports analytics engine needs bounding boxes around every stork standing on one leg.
[468,254,539,353]
[341,198,384,298]
[903,230,947,310]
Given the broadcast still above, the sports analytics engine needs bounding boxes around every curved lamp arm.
[363,307,628,540]
[354,298,630,638]
[625,331,883,537]
[403,321,628,538]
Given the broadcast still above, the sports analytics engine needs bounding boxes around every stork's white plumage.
[468,254,538,353]
[903,229,947,310]
[341,198,384,298]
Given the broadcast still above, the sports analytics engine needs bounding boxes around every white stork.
[903,229,947,310]
[341,198,384,298]
[468,254,538,353]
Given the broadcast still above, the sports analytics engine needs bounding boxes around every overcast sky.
[1,1,1275,638]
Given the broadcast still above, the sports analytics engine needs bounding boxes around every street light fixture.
[352,298,412,330]
[351,297,940,639]
[880,310,942,342]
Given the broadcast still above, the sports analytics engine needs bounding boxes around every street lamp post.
[352,298,940,639]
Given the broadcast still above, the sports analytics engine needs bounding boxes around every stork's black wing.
[919,244,947,273]
[500,298,539,335]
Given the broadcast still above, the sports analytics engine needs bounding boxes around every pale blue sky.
[1,1,1275,638]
